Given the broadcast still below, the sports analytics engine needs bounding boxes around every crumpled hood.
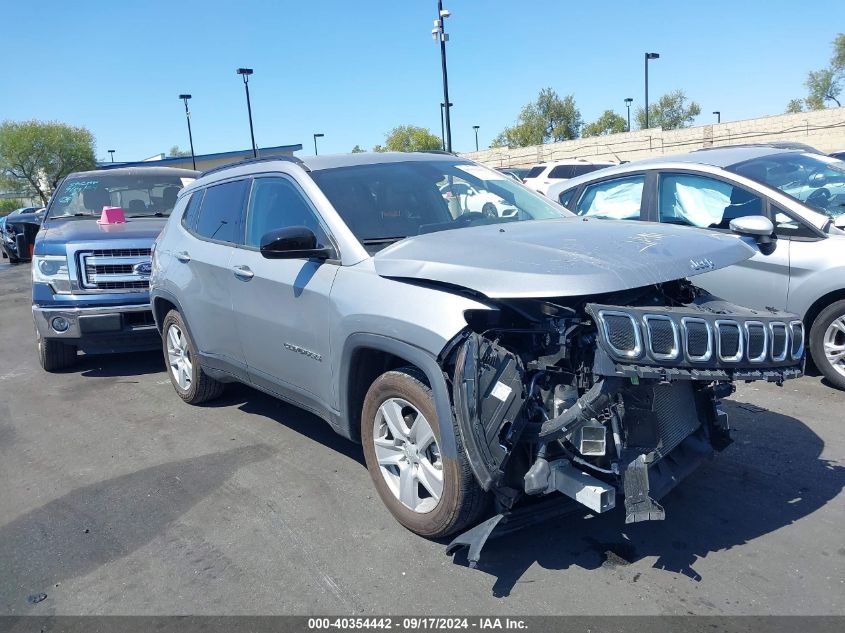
[36,217,166,256]
[373,218,756,298]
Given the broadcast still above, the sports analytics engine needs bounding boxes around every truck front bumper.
[33,303,160,353]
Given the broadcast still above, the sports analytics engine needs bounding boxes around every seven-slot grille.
[595,309,803,365]
[78,248,152,291]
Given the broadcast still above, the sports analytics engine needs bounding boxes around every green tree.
[805,68,841,109]
[168,145,191,157]
[491,88,582,148]
[793,33,845,110]
[785,98,805,114]
[0,120,96,204]
[635,90,701,130]
[351,144,365,153]
[581,110,628,137]
[374,125,442,152]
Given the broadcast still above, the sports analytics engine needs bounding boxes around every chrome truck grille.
[78,248,152,291]
[587,302,804,377]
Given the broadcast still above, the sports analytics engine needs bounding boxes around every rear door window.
[576,175,644,219]
[194,179,249,244]
[524,166,546,179]
[659,173,763,229]
[571,164,610,177]
[548,165,574,179]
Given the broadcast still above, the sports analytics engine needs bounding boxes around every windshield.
[47,173,195,219]
[727,152,845,220]
[309,159,568,251]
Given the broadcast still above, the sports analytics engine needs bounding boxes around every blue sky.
[1,0,840,161]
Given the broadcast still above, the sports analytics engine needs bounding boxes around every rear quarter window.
[524,166,546,179]
[548,165,575,179]
[182,190,204,230]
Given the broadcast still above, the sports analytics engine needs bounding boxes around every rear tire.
[162,309,224,404]
[37,333,77,372]
[809,299,845,391]
[361,368,488,538]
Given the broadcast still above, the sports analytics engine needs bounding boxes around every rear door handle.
[175,251,191,263]
[232,265,254,280]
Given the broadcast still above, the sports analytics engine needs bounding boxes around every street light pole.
[108,150,115,163]
[472,125,480,151]
[439,102,452,151]
[432,1,453,153]
[713,111,721,124]
[644,52,659,129]
[178,94,196,170]
[313,133,324,156]
[624,97,633,132]
[236,68,257,157]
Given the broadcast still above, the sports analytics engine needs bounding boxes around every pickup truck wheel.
[810,299,845,390]
[162,310,224,404]
[361,368,488,538]
[36,333,77,372]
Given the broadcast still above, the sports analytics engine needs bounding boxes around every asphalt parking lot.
[1,261,843,616]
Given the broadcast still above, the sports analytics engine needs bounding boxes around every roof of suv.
[65,166,199,179]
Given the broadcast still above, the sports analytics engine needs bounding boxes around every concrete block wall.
[462,107,845,167]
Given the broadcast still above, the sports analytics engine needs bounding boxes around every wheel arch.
[338,333,457,459]
[804,288,845,333]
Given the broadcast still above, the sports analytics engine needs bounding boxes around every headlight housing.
[32,255,71,294]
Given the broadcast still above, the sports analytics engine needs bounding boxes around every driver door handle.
[232,265,254,280]
[175,251,191,263]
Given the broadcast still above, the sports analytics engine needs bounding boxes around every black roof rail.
[200,154,307,178]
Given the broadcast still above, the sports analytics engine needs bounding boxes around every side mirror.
[730,216,775,255]
[260,226,333,260]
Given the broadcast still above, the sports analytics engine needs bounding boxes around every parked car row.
[27,151,804,562]
[547,145,845,390]
[1,206,44,262]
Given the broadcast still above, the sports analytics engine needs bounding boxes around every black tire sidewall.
[361,371,463,538]
[810,299,845,390]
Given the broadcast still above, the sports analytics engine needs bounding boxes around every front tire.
[361,368,488,538]
[809,299,845,390]
[162,310,224,404]
[37,332,77,372]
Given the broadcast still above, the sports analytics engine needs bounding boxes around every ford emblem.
[134,261,153,276]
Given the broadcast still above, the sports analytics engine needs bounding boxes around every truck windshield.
[309,159,569,249]
[47,173,195,219]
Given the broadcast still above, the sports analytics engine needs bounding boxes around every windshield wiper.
[362,236,406,245]
[129,212,166,218]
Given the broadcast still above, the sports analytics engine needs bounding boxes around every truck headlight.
[32,255,71,294]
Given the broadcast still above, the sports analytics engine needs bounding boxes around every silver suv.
[150,152,802,555]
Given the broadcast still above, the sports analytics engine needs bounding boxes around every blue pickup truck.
[31,166,198,371]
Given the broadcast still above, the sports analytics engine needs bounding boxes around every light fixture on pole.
[624,97,634,132]
[472,125,480,151]
[713,110,721,124]
[432,2,453,152]
[108,149,115,163]
[178,94,196,170]
[236,68,257,157]
[313,133,324,155]
[644,52,660,129]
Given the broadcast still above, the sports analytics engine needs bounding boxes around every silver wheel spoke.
[410,413,435,450]
[398,463,418,508]
[374,438,404,466]
[830,317,845,336]
[824,342,845,363]
[417,458,443,500]
[379,400,408,441]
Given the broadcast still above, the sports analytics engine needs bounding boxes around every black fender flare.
[338,333,458,459]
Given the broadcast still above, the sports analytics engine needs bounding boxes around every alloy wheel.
[372,397,443,513]
[823,315,845,379]
[166,324,193,390]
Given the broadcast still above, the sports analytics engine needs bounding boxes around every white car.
[522,159,616,195]
[439,182,517,218]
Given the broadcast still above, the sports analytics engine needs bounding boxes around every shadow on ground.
[449,399,844,597]
[203,382,366,466]
[0,444,274,612]
[76,350,165,378]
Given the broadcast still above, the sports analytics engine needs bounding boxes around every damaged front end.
[445,279,803,563]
